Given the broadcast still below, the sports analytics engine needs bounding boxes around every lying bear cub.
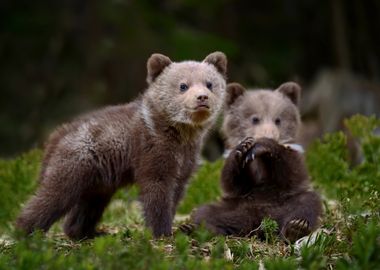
[181,82,322,242]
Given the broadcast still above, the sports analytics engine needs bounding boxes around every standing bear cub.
[184,82,322,242]
[16,52,227,239]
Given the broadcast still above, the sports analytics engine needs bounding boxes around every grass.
[0,114,379,269]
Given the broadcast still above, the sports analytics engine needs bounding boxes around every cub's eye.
[206,81,213,90]
[252,116,260,125]
[275,118,281,126]
[179,83,189,92]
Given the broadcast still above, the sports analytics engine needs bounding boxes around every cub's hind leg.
[283,218,311,242]
[279,191,322,242]
[16,182,78,235]
[181,203,251,236]
[63,192,113,240]
[16,150,100,236]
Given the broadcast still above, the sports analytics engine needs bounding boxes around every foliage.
[307,114,380,214]
[0,115,380,269]
[178,159,223,214]
[336,218,380,270]
[260,218,279,244]
[305,114,380,268]
[0,149,41,231]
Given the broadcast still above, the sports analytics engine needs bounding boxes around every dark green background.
[1,0,379,157]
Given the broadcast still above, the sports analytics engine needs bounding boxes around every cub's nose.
[197,95,209,102]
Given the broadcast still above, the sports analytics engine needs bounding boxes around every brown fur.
[188,82,322,242]
[222,82,302,148]
[16,52,227,239]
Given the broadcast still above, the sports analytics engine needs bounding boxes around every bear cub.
[16,52,227,239]
[184,82,322,242]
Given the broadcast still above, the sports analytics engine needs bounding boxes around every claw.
[284,219,311,242]
[235,137,256,167]
[243,152,255,167]
[179,223,196,234]
[243,155,249,167]
[300,219,309,229]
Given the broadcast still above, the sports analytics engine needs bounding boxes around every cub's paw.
[235,137,255,166]
[252,138,281,158]
[178,223,197,235]
[283,219,311,242]
[66,229,109,240]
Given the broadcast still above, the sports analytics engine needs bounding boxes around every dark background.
[1,0,379,159]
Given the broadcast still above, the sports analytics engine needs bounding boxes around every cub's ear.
[203,51,227,78]
[147,53,172,84]
[226,83,245,106]
[276,82,301,106]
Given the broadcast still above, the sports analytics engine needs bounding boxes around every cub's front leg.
[248,137,285,159]
[139,179,175,237]
[137,155,178,237]
[250,137,308,189]
[221,137,256,197]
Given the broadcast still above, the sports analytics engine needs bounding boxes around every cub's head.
[144,52,227,127]
[222,82,301,148]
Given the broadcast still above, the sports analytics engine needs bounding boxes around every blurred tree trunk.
[331,0,351,70]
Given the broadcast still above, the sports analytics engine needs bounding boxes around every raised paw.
[235,137,255,166]
[178,223,197,235]
[251,138,281,158]
[283,218,311,242]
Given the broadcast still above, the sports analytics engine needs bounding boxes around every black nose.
[197,95,209,102]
